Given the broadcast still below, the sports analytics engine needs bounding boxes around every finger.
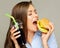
[46,24,54,39]
[49,22,54,32]
[46,25,51,37]
[15,35,21,39]
[10,26,14,32]
[10,28,18,34]
[13,31,20,36]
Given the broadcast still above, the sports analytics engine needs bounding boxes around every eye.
[28,13,32,16]
[34,9,37,14]
[35,11,37,14]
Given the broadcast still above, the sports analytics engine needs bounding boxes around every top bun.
[40,18,49,27]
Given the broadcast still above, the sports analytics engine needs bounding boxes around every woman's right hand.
[10,26,21,48]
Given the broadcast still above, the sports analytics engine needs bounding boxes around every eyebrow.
[28,9,36,12]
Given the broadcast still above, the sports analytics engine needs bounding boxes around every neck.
[27,31,35,44]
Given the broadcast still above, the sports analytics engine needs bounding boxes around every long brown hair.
[4,1,32,48]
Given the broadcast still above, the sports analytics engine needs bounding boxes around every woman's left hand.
[41,22,54,42]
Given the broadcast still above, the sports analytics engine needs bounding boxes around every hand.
[41,22,54,48]
[41,22,54,42]
[10,26,21,48]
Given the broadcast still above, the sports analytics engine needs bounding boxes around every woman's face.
[27,4,39,33]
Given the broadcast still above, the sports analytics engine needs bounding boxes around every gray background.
[0,0,60,48]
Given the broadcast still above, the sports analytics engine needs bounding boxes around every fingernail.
[18,31,21,33]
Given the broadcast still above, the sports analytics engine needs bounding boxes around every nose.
[35,14,38,18]
[33,13,38,19]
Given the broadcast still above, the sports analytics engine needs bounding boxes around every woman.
[4,1,57,48]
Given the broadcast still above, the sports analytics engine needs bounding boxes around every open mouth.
[33,21,37,25]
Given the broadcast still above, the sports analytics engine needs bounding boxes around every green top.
[5,13,19,29]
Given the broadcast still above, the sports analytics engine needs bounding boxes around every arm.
[15,43,20,48]
[42,41,49,48]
